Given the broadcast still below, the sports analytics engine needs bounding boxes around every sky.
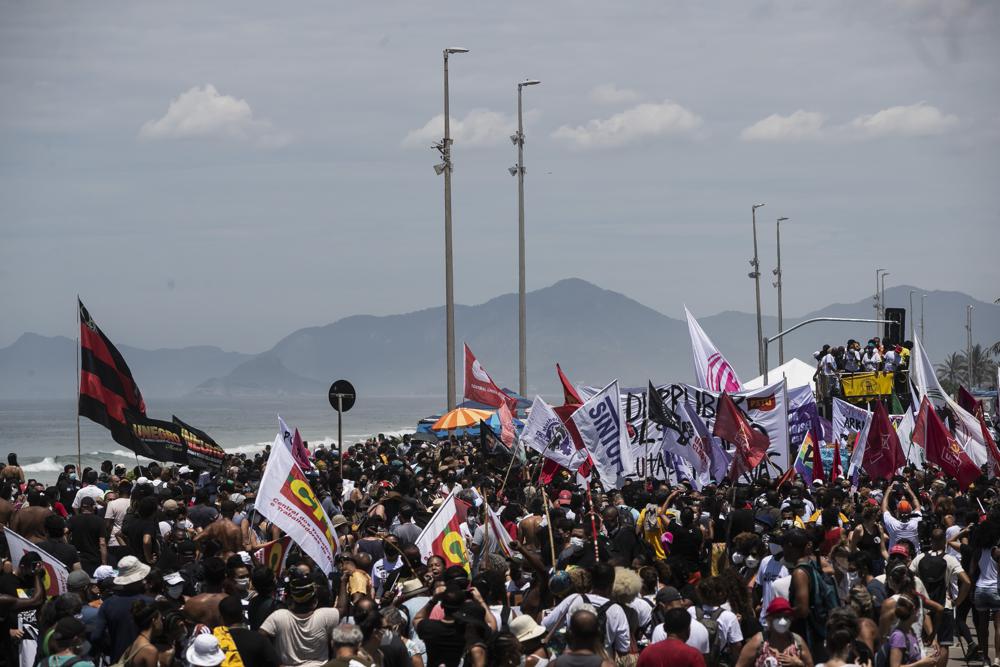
[2,1,998,354]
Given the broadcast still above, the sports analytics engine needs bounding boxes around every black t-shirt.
[229,626,279,667]
[122,518,159,564]
[667,521,702,566]
[57,479,81,511]
[356,537,385,563]
[416,619,466,667]
[247,594,279,632]
[67,513,105,568]
[38,539,80,570]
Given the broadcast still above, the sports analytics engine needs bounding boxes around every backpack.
[698,607,727,667]
[582,595,628,656]
[916,552,948,606]
[795,560,839,640]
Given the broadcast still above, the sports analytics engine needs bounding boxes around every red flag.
[830,437,843,482]
[862,401,905,481]
[957,387,1000,476]
[811,429,826,483]
[463,344,517,411]
[775,464,797,488]
[291,428,313,470]
[913,398,980,489]
[498,402,516,449]
[556,363,583,406]
[714,393,769,480]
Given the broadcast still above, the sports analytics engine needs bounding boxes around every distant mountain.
[3,280,996,400]
[190,354,325,398]
[0,333,250,399]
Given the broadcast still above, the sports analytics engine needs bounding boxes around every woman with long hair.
[118,599,167,667]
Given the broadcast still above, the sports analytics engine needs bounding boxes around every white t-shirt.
[844,349,862,373]
[862,351,882,371]
[542,593,630,655]
[71,485,104,511]
[259,607,341,667]
[975,548,998,589]
[944,525,962,560]
[820,354,838,376]
[883,511,922,553]
[909,551,964,608]
[756,555,790,624]
[883,351,899,372]
[104,496,131,547]
[651,617,710,653]
[688,605,743,646]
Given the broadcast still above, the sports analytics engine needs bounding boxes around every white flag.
[911,337,988,465]
[660,401,712,477]
[685,305,741,392]
[4,527,69,597]
[257,435,340,574]
[521,396,589,472]
[571,380,636,489]
[834,398,873,479]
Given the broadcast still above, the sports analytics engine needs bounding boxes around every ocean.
[0,396,444,484]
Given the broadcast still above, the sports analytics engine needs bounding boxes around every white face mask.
[569,537,584,549]
[770,617,792,634]
[731,552,745,565]
[745,556,760,570]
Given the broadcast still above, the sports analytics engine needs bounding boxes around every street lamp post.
[967,305,974,386]
[750,203,766,375]
[773,217,788,364]
[908,290,914,340]
[436,47,468,411]
[875,268,886,335]
[880,272,890,339]
[921,294,926,341]
[511,79,540,398]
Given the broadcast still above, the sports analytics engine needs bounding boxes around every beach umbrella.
[431,407,494,432]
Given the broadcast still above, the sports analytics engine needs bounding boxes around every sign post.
[328,380,356,477]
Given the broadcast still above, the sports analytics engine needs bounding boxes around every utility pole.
[511,79,540,398]
[908,290,915,340]
[436,47,468,410]
[773,217,788,364]
[875,268,886,336]
[920,294,926,342]
[750,203,765,375]
[880,271,890,339]
[967,305,974,386]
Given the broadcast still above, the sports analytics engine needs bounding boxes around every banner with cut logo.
[4,528,68,597]
[415,492,471,573]
[256,435,339,574]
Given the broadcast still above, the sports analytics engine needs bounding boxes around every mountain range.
[2,278,996,400]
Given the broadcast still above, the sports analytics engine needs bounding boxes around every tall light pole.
[908,290,915,340]
[880,271,890,340]
[749,203,766,375]
[435,47,468,411]
[510,79,540,398]
[920,294,926,341]
[875,268,886,335]
[966,305,974,386]
[772,217,788,364]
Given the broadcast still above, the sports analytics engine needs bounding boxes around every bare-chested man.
[182,556,227,627]
[194,500,243,559]
[10,491,53,544]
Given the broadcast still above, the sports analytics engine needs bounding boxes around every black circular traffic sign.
[328,380,356,413]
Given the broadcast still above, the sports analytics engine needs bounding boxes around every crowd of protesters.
[0,426,998,667]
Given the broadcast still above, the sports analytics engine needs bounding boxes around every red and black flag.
[78,299,148,453]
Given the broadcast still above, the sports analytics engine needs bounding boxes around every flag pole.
[540,487,557,568]
[75,296,82,474]
[585,483,600,563]
[498,441,519,496]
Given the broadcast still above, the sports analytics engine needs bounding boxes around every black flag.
[647,381,681,432]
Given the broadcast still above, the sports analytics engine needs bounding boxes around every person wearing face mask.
[755,532,790,627]
[734,597,813,667]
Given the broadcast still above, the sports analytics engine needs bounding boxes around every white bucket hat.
[113,556,150,585]
[186,634,226,666]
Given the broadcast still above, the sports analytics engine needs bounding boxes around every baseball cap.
[897,500,912,513]
[162,499,179,512]
[655,586,683,603]
[889,544,910,558]
[67,569,92,589]
[556,490,572,506]
[766,597,794,617]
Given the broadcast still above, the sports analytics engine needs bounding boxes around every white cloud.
[139,84,288,147]
[402,109,513,149]
[589,84,640,105]
[551,101,703,149]
[740,110,826,142]
[848,102,958,137]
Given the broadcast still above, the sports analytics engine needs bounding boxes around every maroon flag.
[862,401,905,481]
[830,437,843,482]
[957,386,979,416]
[913,398,980,489]
[811,428,826,483]
[957,386,1000,476]
[291,428,313,470]
[557,363,583,406]
[714,393,769,480]
[463,344,516,410]
[78,299,149,454]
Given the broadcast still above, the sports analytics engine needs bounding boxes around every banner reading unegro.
[257,435,339,574]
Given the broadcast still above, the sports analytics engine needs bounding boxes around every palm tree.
[959,344,997,388]
[936,352,966,395]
